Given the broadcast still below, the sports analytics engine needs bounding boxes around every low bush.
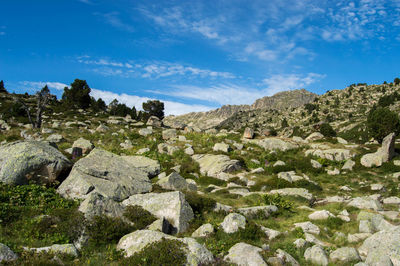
[123,205,157,230]
[262,194,294,212]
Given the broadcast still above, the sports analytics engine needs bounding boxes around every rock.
[305,148,354,161]
[213,143,231,153]
[117,230,214,265]
[136,147,150,154]
[96,124,109,132]
[121,155,160,178]
[120,139,133,150]
[330,247,361,263]
[347,197,383,211]
[342,159,356,171]
[361,133,396,167]
[311,159,322,169]
[72,138,94,154]
[224,243,267,265]
[157,172,195,192]
[327,168,340,175]
[304,245,329,266]
[192,154,241,179]
[213,202,233,213]
[269,188,314,201]
[277,171,306,183]
[273,160,286,167]
[78,192,124,219]
[337,137,348,144]
[138,127,152,136]
[162,129,177,140]
[57,148,151,201]
[0,141,72,185]
[158,143,179,155]
[247,138,299,151]
[294,221,320,235]
[237,205,278,218]
[178,135,187,141]
[294,239,307,248]
[308,210,335,220]
[306,132,324,141]
[146,116,162,127]
[220,213,246,233]
[276,249,300,266]
[243,127,255,139]
[260,226,281,240]
[191,224,214,238]
[371,183,384,191]
[122,191,194,233]
[358,226,400,266]
[383,196,400,205]
[184,146,194,155]
[27,244,78,257]
[0,243,17,262]
[46,134,64,143]
[347,233,371,243]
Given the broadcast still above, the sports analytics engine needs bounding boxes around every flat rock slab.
[0,141,71,185]
[121,155,160,178]
[224,242,267,265]
[192,154,241,179]
[57,148,152,201]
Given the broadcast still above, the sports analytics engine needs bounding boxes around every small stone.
[220,213,246,233]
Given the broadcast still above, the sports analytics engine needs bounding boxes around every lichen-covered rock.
[237,205,278,218]
[294,221,320,235]
[358,226,400,266]
[269,188,314,201]
[0,243,18,262]
[0,141,72,185]
[306,132,324,141]
[342,159,356,171]
[157,172,196,192]
[220,213,246,233]
[213,143,231,153]
[192,154,241,179]
[347,197,383,211]
[26,244,79,257]
[121,155,160,178]
[78,192,124,219]
[329,247,361,264]
[122,191,194,233]
[72,137,94,154]
[146,116,162,127]
[304,245,329,266]
[308,210,335,220]
[361,133,396,168]
[162,129,177,140]
[117,230,214,265]
[138,127,152,136]
[243,127,254,139]
[305,148,354,161]
[191,223,214,238]
[247,138,299,151]
[276,249,300,266]
[57,148,152,201]
[224,242,267,265]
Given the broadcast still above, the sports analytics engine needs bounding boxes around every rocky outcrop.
[246,138,299,151]
[122,191,194,233]
[192,154,241,179]
[361,133,396,167]
[57,148,152,201]
[121,155,160,178]
[0,141,71,185]
[117,230,214,265]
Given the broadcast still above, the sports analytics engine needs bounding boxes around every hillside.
[0,81,400,265]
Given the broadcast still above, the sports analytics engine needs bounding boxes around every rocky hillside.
[0,81,400,265]
[163,89,317,130]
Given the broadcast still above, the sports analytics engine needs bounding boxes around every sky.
[1,0,400,115]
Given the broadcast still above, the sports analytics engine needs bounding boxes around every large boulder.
[304,245,329,266]
[121,155,160,178]
[122,191,194,233]
[213,143,231,153]
[72,137,94,154]
[78,192,124,219]
[57,148,152,201]
[224,243,267,265]
[305,148,354,161]
[191,224,214,238]
[162,129,177,140]
[329,247,361,264]
[0,243,18,263]
[117,230,213,265]
[242,127,254,139]
[157,172,196,192]
[146,116,162,127]
[361,133,396,167]
[347,197,383,211]
[192,154,241,179]
[358,226,400,265]
[246,138,299,151]
[0,141,72,185]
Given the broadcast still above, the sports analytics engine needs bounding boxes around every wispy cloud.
[78,56,235,79]
[78,0,93,4]
[94,12,134,32]
[19,81,68,91]
[90,88,212,115]
[262,73,326,95]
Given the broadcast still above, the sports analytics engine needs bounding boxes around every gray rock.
[306,132,324,141]
[237,205,278,218]
[122,191,194,233]
[26,244,78,257]
[72,138,94,154]
[185,146,195,155]
[146,116,162,127]
[78,192,124,219]
[136,147,150,154]
[305,148,354,161]
[361,133,396,167]
[191,223,214,238]
[96,124,109,132]
[162,129,177,140]
[0,243,17,262]
[342,159,356,170]
[294,221,320,235]
[359,226,400,266]
[260,226,281,240]
[329,247,361,263]
[311,159,322,169]
[192,154,241,179]
[269,188,314,201]
[121,155,160,178]
[347,197,383,211]
[247,138,299,151]
[277,171,306,183]
[57,148,151,201]
[213,202,233,213]
[0,141,72,185]
[220,213,246,233]
[157,172,195,192]
[224,242,267,265]
[383,196,400,205]
[304,245,329,266]
[276,249,300,266]
[46,134,64,143]
[117,230,214,265]
[213,143,231,153]
[359,220,374,233]
[308,210,335,220]
[138,127,152,136]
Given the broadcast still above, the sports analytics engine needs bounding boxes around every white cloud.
[20,81,68,91]
[262,73,325,95]
[95,12,134,32]
[90,89,212,115]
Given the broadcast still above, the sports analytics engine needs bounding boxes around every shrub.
[367,107,400,143]
[320,123,336,137]
[122,238,187,265]
[87,215,135,245]
[123,205,157,230]
[184,191,216,215]
[262,194,294,211]
[394,77,400,85]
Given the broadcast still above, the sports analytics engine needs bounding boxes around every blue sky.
[1,0,400,115]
